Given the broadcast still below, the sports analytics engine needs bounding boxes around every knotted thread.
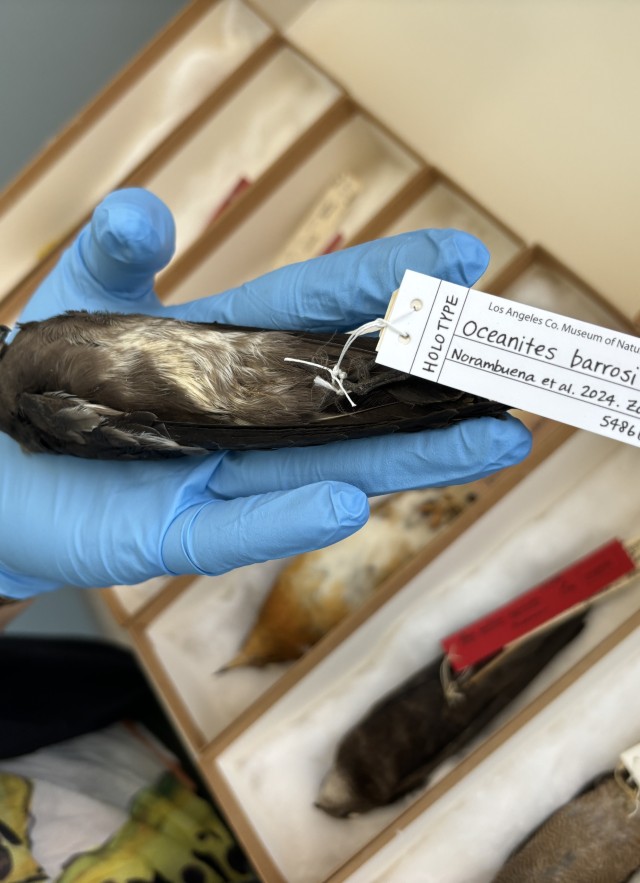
[284,317,409,408]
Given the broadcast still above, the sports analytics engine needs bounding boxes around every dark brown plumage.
[0,310,508,459]
[315,613,585,817]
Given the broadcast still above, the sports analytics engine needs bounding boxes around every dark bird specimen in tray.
[315,613,585,817]
[0,310,507,459]
[493,772,640,882]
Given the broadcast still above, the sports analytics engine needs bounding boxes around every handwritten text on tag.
[376,271,640,447]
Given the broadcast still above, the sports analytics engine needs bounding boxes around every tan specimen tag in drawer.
[272,171,361,268]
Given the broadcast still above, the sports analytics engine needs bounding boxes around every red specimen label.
[442,539,636,672]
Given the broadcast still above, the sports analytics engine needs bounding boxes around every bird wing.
[16,386,506,458]
[17,391,206,459]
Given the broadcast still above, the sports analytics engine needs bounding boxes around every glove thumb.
[80,188,175,303]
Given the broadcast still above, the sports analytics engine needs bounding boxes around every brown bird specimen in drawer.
[315,612,585,817]
[493,771,640,882]
[0,311,507,459]
[219,487,479,671]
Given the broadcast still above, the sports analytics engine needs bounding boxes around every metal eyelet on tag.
[400,333,412,345]
[410,299,423,311]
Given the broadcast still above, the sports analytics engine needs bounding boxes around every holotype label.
[442,539,637,672]
[376,271,640,447]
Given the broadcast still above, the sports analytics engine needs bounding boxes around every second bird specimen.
[494,770,640,882]
[316,613,585,817]
[220,487,479,670]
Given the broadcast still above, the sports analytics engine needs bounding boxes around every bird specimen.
[494,771,640,882]
[315,613,585,817]
[219,487,479,670]
[0,310,507,459]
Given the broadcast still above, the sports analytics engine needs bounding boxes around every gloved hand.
[0,189,531,599]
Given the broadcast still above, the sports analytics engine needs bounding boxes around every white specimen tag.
[376,271,640,448]
[621,742,640,787]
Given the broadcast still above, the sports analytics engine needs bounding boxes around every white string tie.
[284,317,409,408]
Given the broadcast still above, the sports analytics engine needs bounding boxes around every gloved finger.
[162,481,369,575]
[80,188,175,309]
[19,189,175,324]
[163,228,489,331]
[211,415,532,500]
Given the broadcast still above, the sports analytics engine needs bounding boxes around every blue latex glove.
[0,189,531,599]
